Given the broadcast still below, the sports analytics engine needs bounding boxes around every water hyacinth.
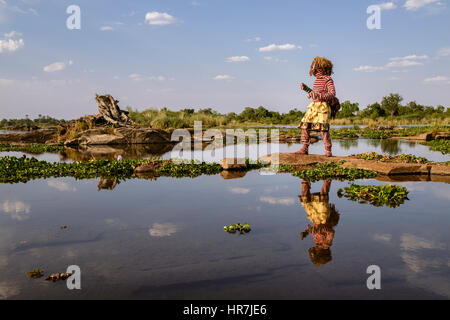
[223,223,251,235]
[337,183,409,208]
[292,161,378,182]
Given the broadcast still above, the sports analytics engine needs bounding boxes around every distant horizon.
[1,0,449,119]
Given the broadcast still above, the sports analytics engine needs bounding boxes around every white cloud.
[404,0,439,11]
[258,43,302,52]
[0,37,24,53]
[424,76,450,83]
[378,2,397,10]
[354,65,386,72]
[149,223,177,237]
[260,196,295,206]
[373,233,392,242]
[213,74,234,81]
[437,47,450,57]
[100,26,114,31]
[4,30,21,38]
[43,60,73,72]
[129,74,166,81]
[389,54,428,61]
[264,56,288,63]
[246,37,261,42]
[145,11,177,25]
[229,187,251,194]
[226,56,250,63]
[386,55,428,67]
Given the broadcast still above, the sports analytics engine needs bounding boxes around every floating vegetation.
[361,128,393,139]
[422,140,450,155]
[27,269,44,279]
[393,126,449,137]
[155,160,223,178]
[0,155,264,183]
[45,272,72,282]
[330,127,360,139]
[223,223,251,235]
[353,152,429,164]
[0,143,64,154]
[0,155,142,183]
[292,161,378,182]
[337,183,409,208]
[60,225,68,230]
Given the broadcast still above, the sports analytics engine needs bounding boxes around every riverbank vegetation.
[2,93,447,131]
[291,161,378,182]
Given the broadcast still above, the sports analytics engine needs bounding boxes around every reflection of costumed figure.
[299,180,340,266]
[97,178,120,191]
[296,57,338,157]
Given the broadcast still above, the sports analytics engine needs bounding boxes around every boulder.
[64,127,172,146]
[220,158,247,170]
[220,170,247,179]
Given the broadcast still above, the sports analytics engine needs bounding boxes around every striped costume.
[299,70,336,132]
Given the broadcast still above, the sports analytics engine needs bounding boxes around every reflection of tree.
[366,139,401,155]
[299,180,340,267]
[337,139,358,150]
[97,178,120,191]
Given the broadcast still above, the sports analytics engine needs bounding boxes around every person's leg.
[301,180,311,196]
[295,129,310,154]
[321,131,332,157]
[321,179,331,195]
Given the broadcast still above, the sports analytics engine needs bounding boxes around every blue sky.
[0,0,449,118]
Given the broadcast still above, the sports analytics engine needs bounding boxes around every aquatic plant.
[353,152,429,163]
[292,161,378,182]
[27,269,44,279]
[0,143,64,154]
[361,128,393,139]
[223,223,251,235]
[330,127,360,139]
[337,183,409,208]
[156,160,223,178]
[422,140,450,155]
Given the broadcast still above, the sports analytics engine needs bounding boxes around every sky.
[0,0,450,119]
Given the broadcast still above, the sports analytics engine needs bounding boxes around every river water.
[0,138,449,299]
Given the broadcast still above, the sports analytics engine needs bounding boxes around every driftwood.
[95,94,132,126]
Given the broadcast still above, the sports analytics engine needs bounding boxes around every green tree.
[337,100,359,118]
[381,93,403,117]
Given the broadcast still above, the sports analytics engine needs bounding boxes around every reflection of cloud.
[1,200,30,221]
[260,196,295,206]
[0,281,20,300]
[400,234,445,251]
[264,185,288,193]
[373,233,392,242]
[400,233,450,298]
[229,187,250,194]
[47,180,76,192]
[149,223,177,237]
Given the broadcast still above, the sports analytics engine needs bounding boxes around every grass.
[337,183,409,208]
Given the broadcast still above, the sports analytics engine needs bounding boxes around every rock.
[0,128,58,144]
[134,162,161,173]
[220,158,247,170]
[64,127,172,146]
[434,133,450,140]
[258,153,342,166]
[341,161,431,176]
[430,164,450,176]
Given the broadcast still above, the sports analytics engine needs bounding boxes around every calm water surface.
[0,138,449,299]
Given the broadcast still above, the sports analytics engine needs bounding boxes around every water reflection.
[366,139,400,155]
[299,180,340,267]
[97,178,120,191]
[336,139,358,150]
